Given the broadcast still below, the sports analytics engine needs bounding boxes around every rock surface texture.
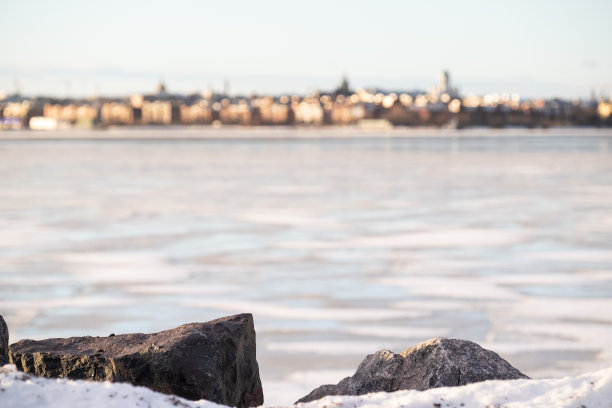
[297,337,529,403]
[0,314,8,365]
[9,313,263,407]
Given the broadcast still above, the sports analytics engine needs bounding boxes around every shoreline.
[1,126,612,141]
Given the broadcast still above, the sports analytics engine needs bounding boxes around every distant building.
[180,101,213,124]
[1,100,31,129]
[330,102,366,124]
[142,101,175,125]
[219,99,251,125]
[44,103,97,123]
[2,79,609,130]
[294,98,324,125]
[334,76,351,96]
[101,102,133,125]
[598,100,612,121]
[156,81,167,96]
[382,102,417,126]
[3,101,30,120]
[428,70,460,103]
[257,97,291,125]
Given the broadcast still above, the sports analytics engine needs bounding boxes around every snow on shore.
[1,364,611,408]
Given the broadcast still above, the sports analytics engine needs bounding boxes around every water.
[1,127,612,404]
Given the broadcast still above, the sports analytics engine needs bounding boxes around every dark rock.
[0,315,8,365]
[297,337,529,403]
[9,313,263,407]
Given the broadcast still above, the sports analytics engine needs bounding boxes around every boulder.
[9,313,263,407]
[0,314,8,365]
[297,337,529,403]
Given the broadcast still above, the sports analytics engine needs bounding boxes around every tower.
[335,75,351,96]
[157,81,167,95]
[439,71,450,94]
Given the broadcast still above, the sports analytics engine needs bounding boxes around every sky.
[1,0,611,99]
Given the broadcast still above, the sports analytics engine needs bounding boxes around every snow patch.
[1,364,612,408]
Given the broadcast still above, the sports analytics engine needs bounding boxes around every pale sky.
[1,0,611,99]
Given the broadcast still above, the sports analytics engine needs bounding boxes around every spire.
[157,80,167,95]
[336,75,351,96]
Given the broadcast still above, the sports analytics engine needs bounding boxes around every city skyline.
[1,0,611,99]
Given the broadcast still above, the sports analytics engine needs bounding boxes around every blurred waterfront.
[1,128,612,404]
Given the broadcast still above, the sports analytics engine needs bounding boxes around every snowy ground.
[1,364,611,408]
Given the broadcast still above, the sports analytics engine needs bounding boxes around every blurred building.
[330,101,366,124]
[1,101,30,128]
[334,76,351,96]
[255,97,292,125]
[598,97,612,124]
[44,103,97,125]
[180,101,213,124]
[2,77,610,130]
[294,97,324,125]
[101,101,133,125]
[142,101,173,124]
[219,99,251,125]
[428,70,460,103]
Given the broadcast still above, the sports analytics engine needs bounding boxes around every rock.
[297,337,529,403]
[9,313,263,407]
[0,314,8,365]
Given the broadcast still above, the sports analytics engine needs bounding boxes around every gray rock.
[0,314,8,365]
[297,337,529,403]
[9,313,263,407]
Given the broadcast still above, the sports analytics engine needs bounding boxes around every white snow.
[0,365,222,408]
[2,364,611,408]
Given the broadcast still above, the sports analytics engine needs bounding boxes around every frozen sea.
[1,127,612,405]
